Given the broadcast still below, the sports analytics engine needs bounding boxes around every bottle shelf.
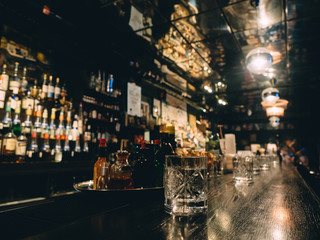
[82,101,120,116]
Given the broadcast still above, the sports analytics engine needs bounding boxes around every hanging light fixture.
[269,116,280,128]
[261,99,288,117]
[246,47,273,74]
[261,87,280,102]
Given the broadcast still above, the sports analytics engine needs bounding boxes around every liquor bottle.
[26,131,39,161]
[166,125,176,151]
[39,129,51,161]
[132,140,156,188]
[1,101,12,135]
[109,150,134,189]
[89,72,96,90]
[22,90,34,111]
[22,105,33,137]
[15,123,27,162]
[41,74,48,100]
[93,138,109,190]
[12,102,22,136]
[95,70,101,93]
[2,126,17,162]
[101,72,106,94]
[49,108,57,148]
[31,80,39,99]
[63,137,71,161]
[54,77,61,100]
[33,89,42,117]
[47,75,54,101]
[10,87,20,111]
[34,105,42,138]
[41,108,49,138]
[54,133,63,162]
[0,63,9,91]
[9,62,20,91]
[153,139,163,187]
[65,110,72,141]
[107,74,114,93]
[72,134,81,160]
[83,124,91,155]
[57,107,66,141]
[20,67,28,93]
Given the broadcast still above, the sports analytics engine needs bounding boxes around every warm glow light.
[261,99,288,117]
[262,87,280,102]
[246,48,273,74]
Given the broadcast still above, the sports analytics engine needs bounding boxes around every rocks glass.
[164,155,208,215]
[259,155,271,170]
[233,155,253,184]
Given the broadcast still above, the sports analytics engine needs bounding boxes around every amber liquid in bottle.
[93,138,109,190]
[109,151,134,189]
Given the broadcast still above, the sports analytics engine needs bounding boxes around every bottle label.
[55,151,62,162]
[5,138,17,151]
[42,84,48,93]
[0,74,9,90]
[11,98,17,110]
[0,90,6,101]
[24,127,31,134]
[48,86,54,98]
[16,141,27,155]
[54,87,61,98]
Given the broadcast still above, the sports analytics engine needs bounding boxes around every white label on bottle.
[48,86,54,97]
[0,101,4,109]
[16,142,27,155]
[5,139,17,151]
[0,90,6,101]
[26,99,34,109]
[54,87,61,98]
[11,98,17,110]
[0,74,9,90]
[92,110,97,119]
[42,84,48,93]
[9,81,19,91]
[24,127,31,134]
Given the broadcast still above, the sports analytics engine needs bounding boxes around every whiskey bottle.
[47,75,54,101]
[109,150,134,189]
[95,70,101,93]
[41,74,48,99]
[20,67,28,93]
[41,108,49,138]
[89,72,96,90]
[9,62,20,91]
[12,102,22,136]
[1,101,12,135]
[0,63,9,91]
[26,131,39,161]
[93,138,109,190]
[101,72,106,94]
[15,123,27,162]
[22,105,33,137]
[49,108,57,148]
[10,87,20,111]
[54,133,63,162]
[39,130,51,161]
[107,74,114,93]
[31,80,39,99]
[2,123,17,161]
[34,105,42,138]
[22,90,34,111]
[54,77,61,100]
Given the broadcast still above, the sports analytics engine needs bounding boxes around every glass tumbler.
[259,155,271,170]
[164,155,208,215]
[233,155,253,184]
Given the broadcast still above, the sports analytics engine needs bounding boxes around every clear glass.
[233,155,253,184]
[252,155,260,175]
[259,155,271,170]
[164,155,208,216]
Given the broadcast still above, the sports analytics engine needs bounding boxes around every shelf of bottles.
[0,62,121,164]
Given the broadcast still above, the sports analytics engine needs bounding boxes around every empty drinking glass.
[259,155,271,170]
[164,155,208,215]
[233,155,253,184]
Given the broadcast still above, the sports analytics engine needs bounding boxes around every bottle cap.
[154,140,161,145]
[99,138,107,145]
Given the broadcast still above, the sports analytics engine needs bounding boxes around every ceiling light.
[261,99,288,117]
[269,116,280,128]
[246,47,273,74]
[261,87,280,102]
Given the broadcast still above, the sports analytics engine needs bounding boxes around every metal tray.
[74,180,163,192]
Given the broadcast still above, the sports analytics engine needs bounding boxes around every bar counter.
[2,162,320,239]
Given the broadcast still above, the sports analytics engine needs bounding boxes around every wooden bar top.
[2,162,320,239]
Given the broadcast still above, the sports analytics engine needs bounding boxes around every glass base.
[165,199,208,216]
[233,177,254,185]
[260,164,270,171]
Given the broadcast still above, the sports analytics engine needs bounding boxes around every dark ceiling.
[1,0,320,136]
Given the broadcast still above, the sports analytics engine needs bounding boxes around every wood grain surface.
[9,162,320,239]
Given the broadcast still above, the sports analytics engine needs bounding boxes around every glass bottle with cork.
[93,138,109,190]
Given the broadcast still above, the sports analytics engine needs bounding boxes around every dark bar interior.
[0,0,320,239]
